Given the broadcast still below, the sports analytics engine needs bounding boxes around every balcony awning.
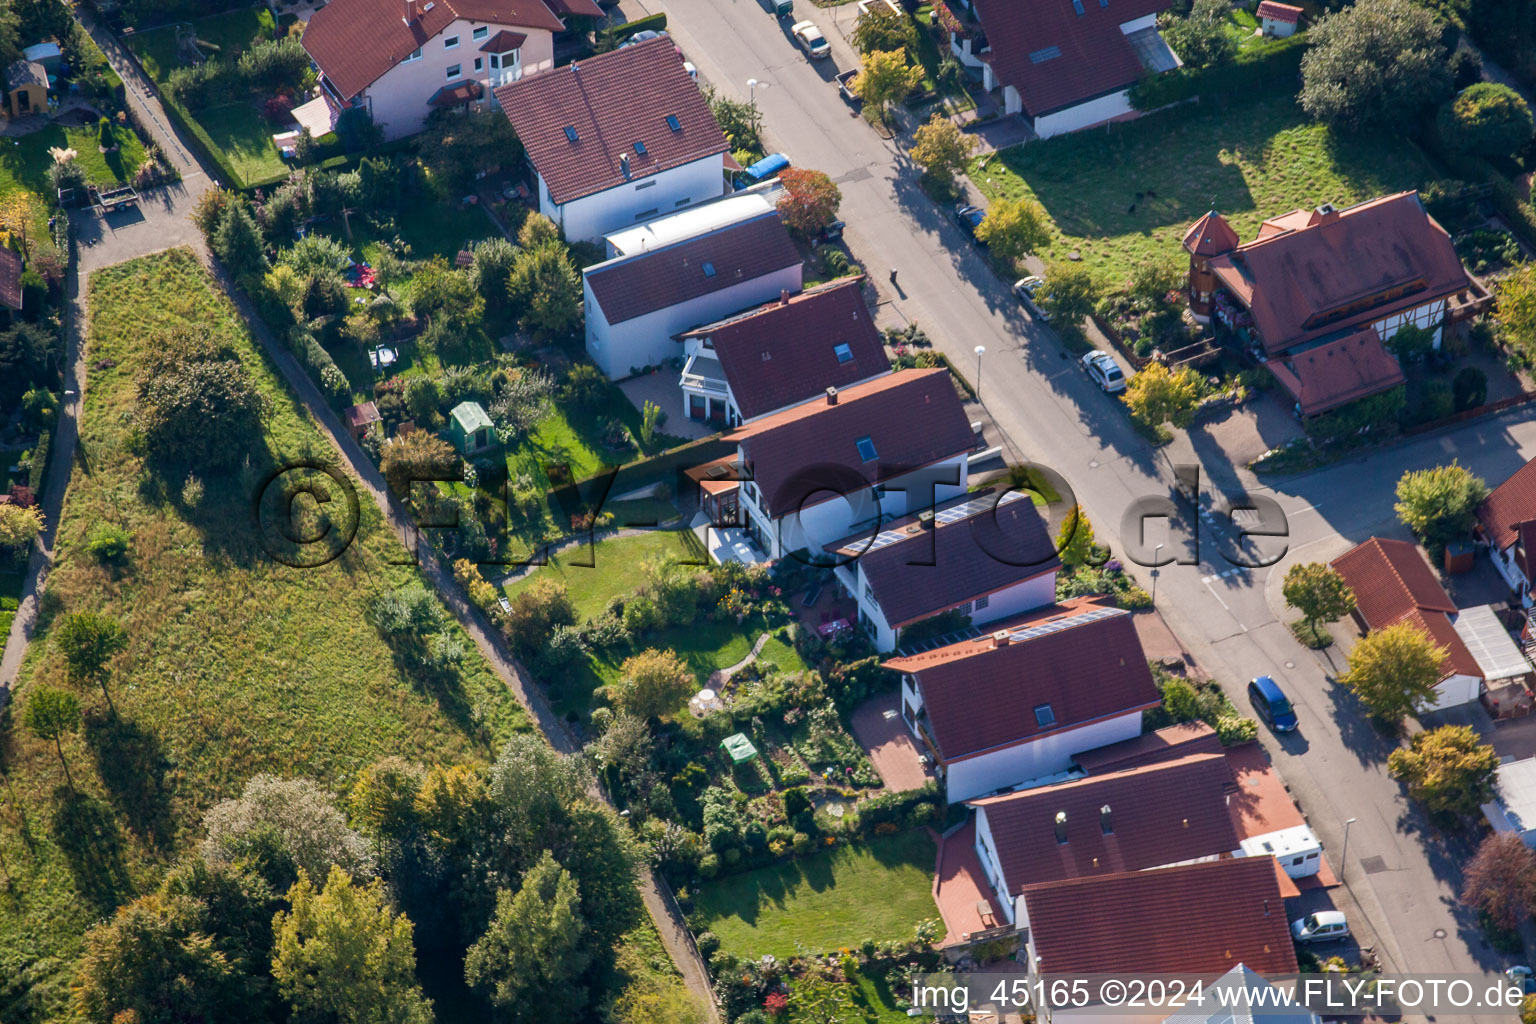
[430,80,484,108]
[291,93,341,137]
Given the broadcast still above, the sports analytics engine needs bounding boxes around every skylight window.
[1029,45,1061,63]
[833,343,853,363]
[666,114,681,132]
[1035,703,1056,727]
[855,436,878,462]
[702,261,716,277]
[563,125,579,143]
[1071,0,1084,13]
[635,140,648,156]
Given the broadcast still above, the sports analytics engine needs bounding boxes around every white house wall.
[1032,89,1134,139]
[1372,298,1448,350]
[973,808,1014,922]
[361,18,554,141]
[944,711,1144,804]
[584,262,803,378]
[1426,672,1481,712]
[1491,542,1532,602]
[541,156,727,243]
[852,564,1056,655]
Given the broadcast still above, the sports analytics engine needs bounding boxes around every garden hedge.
[1129,34,1308,111]
[609,12,668,41]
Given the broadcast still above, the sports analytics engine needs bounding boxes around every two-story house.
[496,37,734,242]
[582,208,803,378]
[970,753,1240,923]
[884,597,1160,800]
[825,488,1062,652]
[673,277,890,428]
[1183,192,1490,419]
[301,0,592,141]
[724,368,977,562]
[1478,457,1536,604]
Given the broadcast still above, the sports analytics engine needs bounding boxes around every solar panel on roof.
[1029,45,1062,63]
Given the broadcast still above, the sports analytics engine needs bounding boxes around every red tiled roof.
[857,497,1063,629]
[0,248,22,311]
[1072,720,1222,774]
[303,0,565,99]
[495,38,729,205]
[731,369,976,521]
[887,599,1155,759]
[1265,326,1405,416]
[1332,537,1456,628]
[480,28,528,51]
[1257,1,1302,22]
[1332,537,1480,680]
[1208,192,1473,357]
[585,211,801,325]
[1182,211,1238,257]
[971,0,1171,118]
[1021,858,1298,976]
[1479,458,1536,550]
[680,279,890,420]
[974,754,1239,892]
[541,0,603,16]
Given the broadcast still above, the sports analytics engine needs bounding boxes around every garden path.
[706,631,772,689]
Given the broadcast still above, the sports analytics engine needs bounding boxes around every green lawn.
[127,8,277,83]
[0,250,527,1022]
[501,530,704,619]
[0,569,20,661]
[197,100,289,185]
[969,95,1435,288]
[692,831,943,959]
[0,124,147,195]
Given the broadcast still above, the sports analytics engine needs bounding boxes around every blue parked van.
[1248,675,1298,732]
[734,152,790,190]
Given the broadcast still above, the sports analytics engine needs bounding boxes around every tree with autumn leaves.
[775,168,842,239]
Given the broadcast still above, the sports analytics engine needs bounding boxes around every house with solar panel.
[821,487,1062,653]
[495,37,735,242]
[883,597,1158,797]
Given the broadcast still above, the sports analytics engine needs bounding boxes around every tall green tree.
[23,685,81,785]
[1037,262,1100,328]
[506,242,582,340]
[1497,263,1536,363]
[1462,832,1536,931]
[1437,83,1535,159]
[1056,505,1098,567]
[1281,562,1356,644]
[908,114,978,193]
[1341,621,1445,720]
[1388,723,1499,814]
[1394,462,1489,547]
[271,866,434,1024]
[1299,0,1452,131]
[464,853,593,1019]
[54,610,128,713]
[612,648,694,721]
[213,201,268,280]
[1122,360,1201,431]
[1160,0,1236,69]
[850,4,916,55]
[853,49,923,124]
[974,197,1051,271]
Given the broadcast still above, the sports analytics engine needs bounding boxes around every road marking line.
[1202,577,1249,632]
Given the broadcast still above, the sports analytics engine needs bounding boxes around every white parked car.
[1080,351,1128,394]
[791,20,831,59]
[1291,910,1350,944]
[1012,276,1050,320]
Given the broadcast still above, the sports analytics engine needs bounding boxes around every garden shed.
[720,733,759,764]
[5,60,48,118]
[449,401,497,455]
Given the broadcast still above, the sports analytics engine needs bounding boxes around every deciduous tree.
[271,865,434,1024]
[1343,621,1446,721]
[1122,360,1201,431]
[1160,0,1236,69]
[380,430,458,500]
[1497,263,1536,362]
[134,325,267,472]
[775,168,842,238]
[1037,262,1100,328]
[54,610,128,712]
[1299,0,1452,131]
[612,648,694,721]
[908,114,978,192]
[464,852,593,1018]
[0,503,44,551]
[1388,723,1499,814]
[1462,832,1536,930]
[1056,505,1098,567]
[202,774,374,890]
[612,977,711,1024]
[1394,462,1489,547]
[850,4,916,55]
[23,685,80,784]
[506,242,582,339]
[1281,563,1356,641]
[1438,83,1535,159]
[974,197,1051,271]
[853,49,923,124]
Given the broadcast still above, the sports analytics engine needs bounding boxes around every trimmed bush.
[1130,35,1307,111]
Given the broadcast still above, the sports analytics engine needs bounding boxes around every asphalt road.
[626,0,1536,1006]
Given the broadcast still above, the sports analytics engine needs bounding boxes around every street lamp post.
[974,345,985,400]
[1150,542,1165,605]
[747,78,758,104]
[1340,817,1357,873]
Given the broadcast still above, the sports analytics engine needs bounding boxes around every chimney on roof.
[620,153,631,179]
[1054,811,1068,844]
[1100,804,1112,834]
[991,630,1009,649]
[825,386,838,405]
[1315,202,1339,224]
[403,0,418,23]
[780,289,790,305]
[918,509,935,530]
[1264,898,1270,916]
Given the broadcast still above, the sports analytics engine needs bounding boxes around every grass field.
[969,95,1435,288]
[196,100,289,184]
[127,8,276,83]
[501,530,704,619]
[0,124,147,195]
[692,831,942,958]
[0,249,527,1022]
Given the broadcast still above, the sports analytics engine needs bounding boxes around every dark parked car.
[1248,675,1298,732]
[954,204,985,242]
